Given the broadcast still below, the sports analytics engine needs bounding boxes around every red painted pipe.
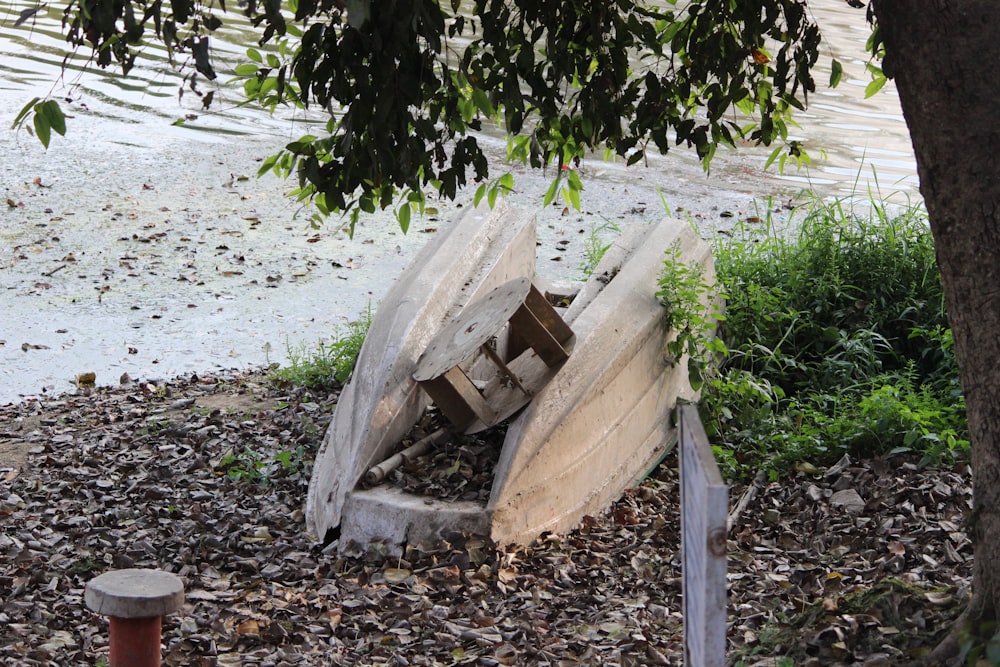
[108,616,163,667]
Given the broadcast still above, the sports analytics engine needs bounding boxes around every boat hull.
[305,201,538,540]
[488,218,714,544]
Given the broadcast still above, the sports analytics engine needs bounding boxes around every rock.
[830,488,865,514]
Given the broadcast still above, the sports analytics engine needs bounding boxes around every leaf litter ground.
[0,371,973,665]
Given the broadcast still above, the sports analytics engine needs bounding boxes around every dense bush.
[701,198,967,480]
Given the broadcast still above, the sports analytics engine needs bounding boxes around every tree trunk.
[873,1,1000,661]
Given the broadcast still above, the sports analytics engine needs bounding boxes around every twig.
[43,264,67,277]
[728,469,767,533]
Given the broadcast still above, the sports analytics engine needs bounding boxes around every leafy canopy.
[42,0,828,230]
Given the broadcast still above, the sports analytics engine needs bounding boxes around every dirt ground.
[0,369,972,666]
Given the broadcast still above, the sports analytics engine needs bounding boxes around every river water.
[0,0,917,404]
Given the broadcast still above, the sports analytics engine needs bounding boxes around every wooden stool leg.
[419,366,497,430]
[525,284,575,345]
[507,286,572,362]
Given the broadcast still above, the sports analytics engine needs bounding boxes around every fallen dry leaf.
[0,369,973,667]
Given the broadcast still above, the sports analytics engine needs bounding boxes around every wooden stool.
[413,278,574,432]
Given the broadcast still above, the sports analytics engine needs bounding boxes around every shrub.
[702,197,966,480]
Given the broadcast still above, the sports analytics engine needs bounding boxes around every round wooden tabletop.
[413,278,531,382]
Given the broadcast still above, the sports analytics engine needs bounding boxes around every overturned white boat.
[305,201,714,550]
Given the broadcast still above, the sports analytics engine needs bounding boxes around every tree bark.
[873,1,1000,662]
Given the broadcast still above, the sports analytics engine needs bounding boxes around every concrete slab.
[85,569,184,619]
[340,486,490,550]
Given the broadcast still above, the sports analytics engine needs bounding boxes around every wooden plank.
[509,303,570,367]
[524,283,575,346]
[418,366,497,431]
[504,283,575,363]
[678,403,728,667]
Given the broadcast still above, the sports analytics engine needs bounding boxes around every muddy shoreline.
[1,123,787,406]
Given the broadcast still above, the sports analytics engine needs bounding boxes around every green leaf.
[688,360,704,392]
[472,87,493,116]
[11,96,40,129]
[865,76,887,98]
[257,153,279,176]
[498,173,514,192]
[542,174,562,208]
[247,47,263,63]
[40,100,66,136]
[259,77,277,96]
[33,107,51,148]
[563,184,581,211]
[397,202,411,233]
[829,59,843,88]
[234,63,259,76]
[567,168,583,192]
[735,95,755,117]
[763,144,784,172]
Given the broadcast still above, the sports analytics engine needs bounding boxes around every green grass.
[581,219,621,277]
[268,307,372,392]
[218,444,309,485]
[698,195,967,480]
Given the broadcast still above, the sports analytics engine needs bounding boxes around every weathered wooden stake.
[679,404,728,667]
[85,569,184,667]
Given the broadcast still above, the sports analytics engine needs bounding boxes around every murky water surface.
[0,0,917,403]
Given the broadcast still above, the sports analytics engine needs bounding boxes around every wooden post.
[678,404,728,667]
